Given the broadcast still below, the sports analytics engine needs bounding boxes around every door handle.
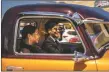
[6,66,23,71]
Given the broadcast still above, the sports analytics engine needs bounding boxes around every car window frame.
[13,15,87,58]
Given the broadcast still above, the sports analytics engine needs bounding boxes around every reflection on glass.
[85,23,109,50]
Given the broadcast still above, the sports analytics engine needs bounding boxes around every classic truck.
[1,3,109,71]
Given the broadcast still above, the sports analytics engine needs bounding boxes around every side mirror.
[73,51,94,62]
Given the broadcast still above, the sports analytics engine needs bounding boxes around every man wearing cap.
[42,23,63,53]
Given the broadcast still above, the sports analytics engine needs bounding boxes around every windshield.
[85,22,109,50]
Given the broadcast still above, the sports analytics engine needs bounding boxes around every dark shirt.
[20,41,44,53]
[42,36,63,53]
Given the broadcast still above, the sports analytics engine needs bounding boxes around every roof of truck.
[3,3,109,21]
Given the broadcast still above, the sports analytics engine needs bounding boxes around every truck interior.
[16,17,84,54]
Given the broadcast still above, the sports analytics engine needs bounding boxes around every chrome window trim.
[19,11,67,17]
[83,19,104,24]
[13,15,86,56]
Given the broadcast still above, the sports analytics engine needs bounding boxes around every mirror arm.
[73,51,95,62]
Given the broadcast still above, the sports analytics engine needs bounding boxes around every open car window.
[15,16,85,54]
[85,22,109,51]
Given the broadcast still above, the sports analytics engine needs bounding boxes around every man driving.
[42,23,63,53]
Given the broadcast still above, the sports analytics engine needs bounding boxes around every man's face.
[50,25,61,38]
